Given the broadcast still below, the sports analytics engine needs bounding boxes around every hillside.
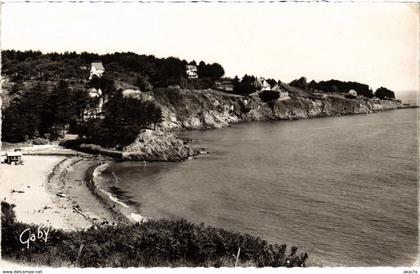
[0,50,402,155]
[152,86,401,130]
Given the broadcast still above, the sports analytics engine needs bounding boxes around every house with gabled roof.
[254,77,271,91]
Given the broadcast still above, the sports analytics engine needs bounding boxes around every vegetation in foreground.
[2,202,308,267]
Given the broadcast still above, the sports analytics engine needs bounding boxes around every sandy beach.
[0,154,118,231]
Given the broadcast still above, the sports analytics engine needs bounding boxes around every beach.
[0,154,117,231]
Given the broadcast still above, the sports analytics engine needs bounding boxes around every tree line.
[2,80,89,142]
[2,50,225,89]
[289,76,395,100]
[1,50,226,145]
[2,50,397,145]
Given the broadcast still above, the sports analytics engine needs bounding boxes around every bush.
[32,138,50,145]
[259,90,280,103]
[375,87,395,100]
[2,202,308,267]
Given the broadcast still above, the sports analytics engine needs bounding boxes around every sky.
[1,2,418,97]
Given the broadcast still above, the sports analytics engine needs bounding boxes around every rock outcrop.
[122,129,193,161]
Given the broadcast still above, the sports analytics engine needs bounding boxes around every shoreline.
[86,161,146,223]
[0,154,122,231]
[2,108,414,231]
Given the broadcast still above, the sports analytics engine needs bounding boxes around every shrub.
[2,202,308,267]
[32,138,50,145]
[375,87,395,100]
[259,90,280,103]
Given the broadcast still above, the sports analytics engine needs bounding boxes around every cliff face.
[152,87,401,130]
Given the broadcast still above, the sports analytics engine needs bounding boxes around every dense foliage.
[2,202,308,267]
[80,94,162,148]
[196,61,225,79]
[2,80,89,142]
[79,75,162,147]
[289,77,385,99]
[259,90,280,102]
[233,75,257,95]
[374,87,395,100]
[1,50,225,144]
[2,50,224,88]
[2,50,397,144]
[289,77,309,90]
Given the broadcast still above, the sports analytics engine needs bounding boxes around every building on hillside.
[186,65,198,79]
[88,87,103,98]
[254,77,271,91]
[83,88,105,120]
[215,78,234,92]
[89,62,105,80]
[122,89,153,101]
[271,84,290,100]
[346,89,358,99]
[348,89,357,97]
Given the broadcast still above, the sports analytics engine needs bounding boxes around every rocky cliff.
[152,85,401,130]
[123,129,194,161]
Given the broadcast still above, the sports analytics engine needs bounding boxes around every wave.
[91,162,147,223]
[93,162,110,177]
[98,188,129,208]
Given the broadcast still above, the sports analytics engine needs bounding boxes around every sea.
[96,108,418,266]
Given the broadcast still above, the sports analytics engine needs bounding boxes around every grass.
[2,201,308,267]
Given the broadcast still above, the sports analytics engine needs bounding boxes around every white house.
[88,87,103,98]
[83,88,104,120]
[89,62,105,80]
[215,78,235,92]
[186,65,198,79]
[254,77,271,91]
[122,89,142,99]
[348,89,357,97]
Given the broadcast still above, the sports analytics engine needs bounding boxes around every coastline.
[0,154,121,231]
[1,105,409,232]
[87,161,146,223]
[1,108,416,267]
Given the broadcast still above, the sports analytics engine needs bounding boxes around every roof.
[6,152,22,157]
[186,65,197,71]
[254,78,268,87]
[91,62,105,71]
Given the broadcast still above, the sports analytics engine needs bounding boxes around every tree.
[233,75,256,95]
[83,90,163,147]
[197,61,224,79]
[2,83,49,142]
[259,90,280,102]
[266,78,277,88]
[375,87,395,100]
[289,77,308,89]
[209,63,225,79]
[135,75,153,92]
[88,74,115,95]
